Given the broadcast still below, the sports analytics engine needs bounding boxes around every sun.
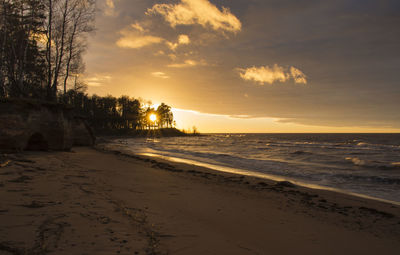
[149,113,157,122]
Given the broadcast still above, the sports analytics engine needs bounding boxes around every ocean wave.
[147,147,242,162]
[255,147,271,150]
[105,134,400,202]
[354,141,400,150]
[346,157,366,166]
[332,173,400,185]
[345,157,400,170]
[291,150,313,155]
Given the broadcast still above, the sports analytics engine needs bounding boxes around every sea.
[104,133,400,204]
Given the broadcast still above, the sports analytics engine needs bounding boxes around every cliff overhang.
[0,99,95,152]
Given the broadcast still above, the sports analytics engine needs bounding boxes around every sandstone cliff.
[0,99,94,151]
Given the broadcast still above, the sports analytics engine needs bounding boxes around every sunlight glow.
[149,113,157,122]
[171,108,400,133]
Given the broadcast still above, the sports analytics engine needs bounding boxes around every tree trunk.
[63,20,77,93]
[52,0,68,95]
[46,0,53,100]
[17,3,34,97]
[0,0,7,97]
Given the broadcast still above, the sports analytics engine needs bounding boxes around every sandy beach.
[0,147,399,255]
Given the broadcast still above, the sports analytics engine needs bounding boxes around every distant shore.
[94,127,201,138]
[0,147,399,254]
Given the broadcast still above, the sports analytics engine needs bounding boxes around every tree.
[156,103,171,128]
[143,107,156,130]
[43,0,94,100]
[0,0,46,98]
[118,96,140,129]
[0,0,94,100]
[62,0,94,94]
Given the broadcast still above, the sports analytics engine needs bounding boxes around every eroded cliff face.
[72,117,96,146]
[0,100,94,151]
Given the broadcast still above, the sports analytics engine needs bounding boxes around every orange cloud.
[147,0,241,33]
[116,26,164,49]
[167,59,206,68]
[290,67,307,84]
[178,34,190,44]
[84,74,112,87]
[151,72,170,79]
[104,0,118,16]
[167,34,191,50]
[238,65,307,85]
[116,35,163,49]
[130,22,145,32]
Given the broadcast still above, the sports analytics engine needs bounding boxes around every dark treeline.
[1,0,178,133]
[63,91,175,132]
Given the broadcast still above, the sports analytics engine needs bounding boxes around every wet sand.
[0,147,399,254]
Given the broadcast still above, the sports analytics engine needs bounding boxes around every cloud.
[106,0,114,9]
[130,22,145,32]
[116,35,163,49]
[167,59,206,68]
[167,34,191,50]
[104,0,118,16]
[238,65,307,85]
[84,74,112,87]
[146,0,241,33]
[154,50,166,56]
[239,65,287,84]
[290,67,307,84]
[168,59,197,68]
[117,26,190,51]
[166,42,178,50]
[168,53,177,60]
[178,34,190,44]
[151,72,170,79]
[116,27,164,49]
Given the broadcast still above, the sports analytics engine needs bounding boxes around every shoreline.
[94,146,400,232]
[1,147,399,254]
[98,145,400,210]
[139,153,400,206]
[99,141,400,206]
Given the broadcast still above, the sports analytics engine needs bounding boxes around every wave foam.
[346,157,366,166]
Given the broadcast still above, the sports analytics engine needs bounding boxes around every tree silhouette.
[0,1,179,135]
[157,103,171,128]
[0,0,46,98]
[60,91,174,133]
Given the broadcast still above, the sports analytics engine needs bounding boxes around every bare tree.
[51,0,68,93]
[43,0,94,100]
[44,0,53,99]
[63,0,94,94]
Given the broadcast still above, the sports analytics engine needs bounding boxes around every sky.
[83,0,400,133]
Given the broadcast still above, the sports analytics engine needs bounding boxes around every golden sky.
[83,0,400,133]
